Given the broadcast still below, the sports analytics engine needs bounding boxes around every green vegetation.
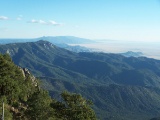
[51,91,96,120]
[1,40,160,119]
[0,53,97,120]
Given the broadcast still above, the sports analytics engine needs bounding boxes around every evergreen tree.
[51,91,97,120]
[0,53,97,119]
[26,90,56,120]
[0,54,24,102]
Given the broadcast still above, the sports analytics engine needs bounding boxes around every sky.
[0,0,160,41]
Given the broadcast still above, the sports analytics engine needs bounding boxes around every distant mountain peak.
[36,40,51,44]
[0,36,95,45]
[36,40,55,48]
[37,40,48,42]
[38,36,95,44]
[120,51,143,57]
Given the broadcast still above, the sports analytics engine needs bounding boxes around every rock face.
[18,66,38,87]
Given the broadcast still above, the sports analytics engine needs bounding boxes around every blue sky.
[0,0,160,41]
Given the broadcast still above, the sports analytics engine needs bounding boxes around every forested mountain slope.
[0,53,96,120]
[1,40,160,120]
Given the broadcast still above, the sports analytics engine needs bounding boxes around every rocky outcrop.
[18,67,38,87]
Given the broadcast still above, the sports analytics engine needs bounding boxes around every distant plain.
[70,40,160,60]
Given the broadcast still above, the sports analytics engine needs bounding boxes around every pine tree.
[51,91,97,120]
[26,90,56,120]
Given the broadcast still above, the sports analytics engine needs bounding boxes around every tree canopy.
[0,53,97,120]
[51,91,97,120]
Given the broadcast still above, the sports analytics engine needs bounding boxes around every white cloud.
[28,19,47,24]
[39,20,47,24]
[28,19,39,23]
[48,20,63,26]
[28,19,63,26]
[0,16,9,20]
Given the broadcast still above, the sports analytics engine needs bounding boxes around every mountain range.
[0,36,94,44]
[0,36,95,53]
[0,40,160,120]
[0,36,144,56]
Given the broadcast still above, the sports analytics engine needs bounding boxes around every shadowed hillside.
[1,40,160,120]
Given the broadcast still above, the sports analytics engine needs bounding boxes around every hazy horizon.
[70,40,160,60]
[0,0,160,42]
[0,35,160,60]
[1,0,160,59]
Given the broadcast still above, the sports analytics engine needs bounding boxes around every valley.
[0,40,160,119]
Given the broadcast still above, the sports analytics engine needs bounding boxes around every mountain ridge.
[1,40,160,119]
[0,36,95,44]
[0,36,95,53]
